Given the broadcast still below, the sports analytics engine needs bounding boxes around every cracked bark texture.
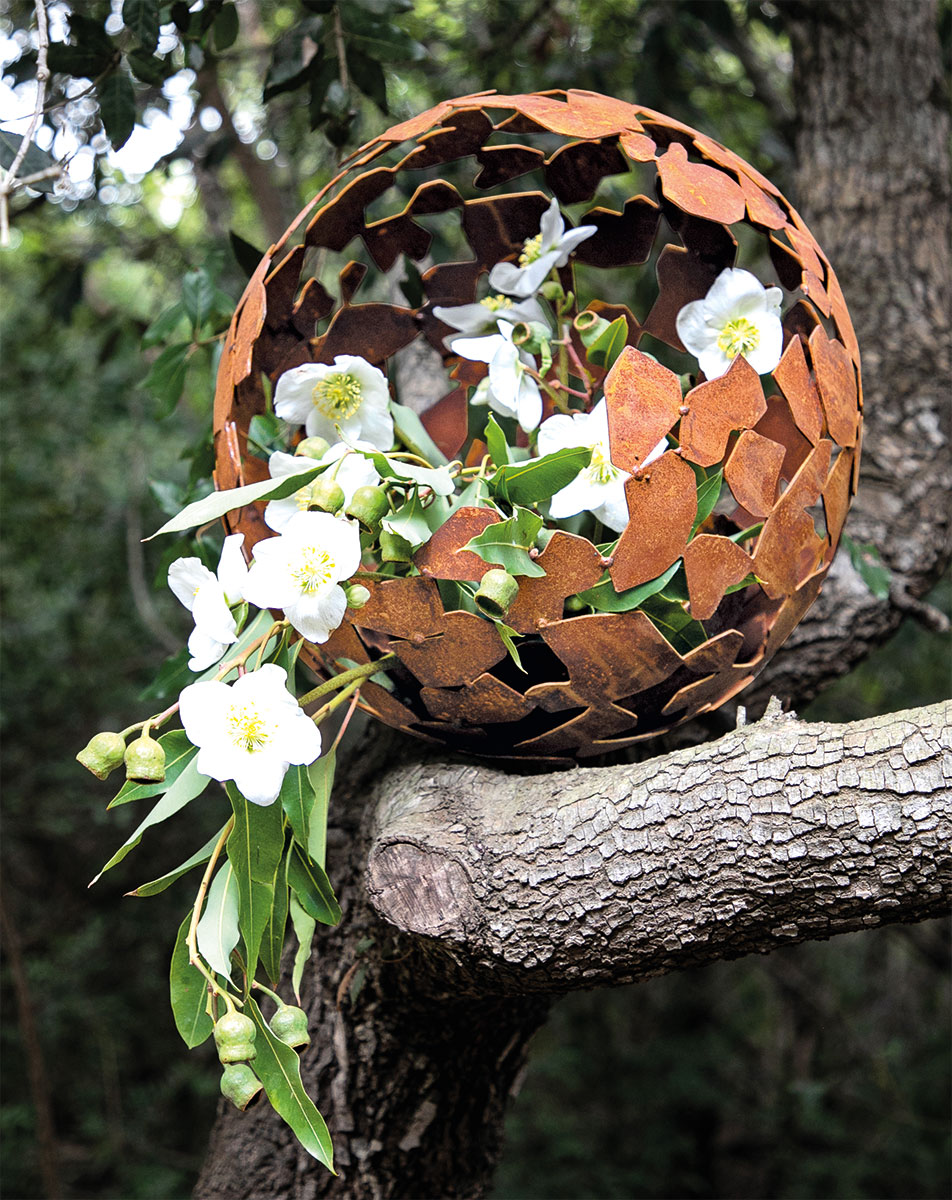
[196,4,950,1197]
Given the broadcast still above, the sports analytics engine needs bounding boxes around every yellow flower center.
[480,294,514,313]
[311,372,363,419]
[291,545,335,594]
[227,704,273,753]
[518,233,543,267]
[587,442,617,486]
[716,316,761,360]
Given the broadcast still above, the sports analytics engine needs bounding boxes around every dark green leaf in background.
[143,342,191,418]
[122,0,161,52]
[211,2,240,53]
[577,559,682,613]
[0,132,58,191]
[98,71,137,149]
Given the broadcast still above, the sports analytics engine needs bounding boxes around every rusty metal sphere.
[213,90,862,763]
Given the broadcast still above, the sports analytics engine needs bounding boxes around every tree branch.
[367,701,952,992]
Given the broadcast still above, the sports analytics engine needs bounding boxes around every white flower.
[452,320,543,432]
[537,400,669,533]
[675,267,783,380]
[273,354,393,450]
[179,664,322,806]
[242,510,362,645]
[432,293,547,348]
[488,198,598,298]
[168,534,248,672]
[264,445,380,533]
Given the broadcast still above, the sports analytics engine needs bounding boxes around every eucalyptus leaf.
[196,861,240,982]
[489,446,591,506]
[640,592,708,654]
[494,621,526,672]
[109,730,197,808]
[226,784,285,980]
[126,825,226,897]
[462,507,546,577]
[730,522,763,544]
[287,844,341,926]
[170,914,214,1049]
[289,896,317,1004]
[90,756,210,885]
[260,850,290,986]
[577,559,682,613]
[583,315,628,369]
[147,464,322,538]
[484,415,510,468]
[246,998,334,1170]
[690,465,724,534]
[305,751,335,868]
[279,764,316,860]
[355,446,455,496]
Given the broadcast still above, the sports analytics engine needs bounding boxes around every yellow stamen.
[291,545,336,594]
[518,232,543,267]
[480,294,514,313]
[227,704,273,753]
[311,372,363,419]
[716,316,761,360]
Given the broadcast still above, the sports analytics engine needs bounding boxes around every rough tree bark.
[196,2,951,1197]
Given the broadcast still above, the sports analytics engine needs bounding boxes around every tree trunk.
[196,2,951,1196]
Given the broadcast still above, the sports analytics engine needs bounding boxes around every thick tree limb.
[367,701,952,991]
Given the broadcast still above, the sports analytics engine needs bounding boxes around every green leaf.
[462,506,546,577]
[126,825,226,897]
[390,402,448,466]
[305,752,335,868]
[122,0,161,51]
[126,47,167,85]
[484,415,510,468]
[230,230,266,279]
[289,896,316,1004]
[583,315,628,369]
[246,998,334,1170]
[182,268,217,331]
[339,7,425,61]
[577,559,682,613]
[730,522,763,544]
[639,592,708,654]
[147,464,323,538]
[381,490,449,550]
[489,446,592,506]
[226,785,285,980]
[347,45,388,113]
[355,445,455,495]
[494,620,526,672]
[450,476,494,513]
[0,132,58,192]
[143,342,190,418]
[109,731,198,808]
[690,464,724,534]
[260,850,290,986]
[211,1,240,52]
[98,71,137,149]
[287,844,341,926]
[247,412,286,458]
[842,534,891,600]
[170,914,214,1048]
[723,571,760,596]
[90,756,210,885]
[196,861,240,981]
[279,765,316,860]
[142,301,189,348]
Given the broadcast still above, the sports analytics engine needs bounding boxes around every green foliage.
[464,507,547,576]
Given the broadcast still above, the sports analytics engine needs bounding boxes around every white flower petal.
[592,482,630,534]
[515,373,543,432]
[744,314,784,375]
[452,331,506,364]
[539,197,564,248]
[285,584,347,644]
[216,534,247,605]
[274,363,327,426]
[698,345,735,381]
[234,756,290,806]
[186,626,230,673]
[168,558,214,612]
[552,224,598,267]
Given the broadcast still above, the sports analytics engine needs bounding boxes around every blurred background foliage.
[0,1,948,1197]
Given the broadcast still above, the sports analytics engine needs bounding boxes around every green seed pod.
[76,731,127,780]
[474,568,520,619]
[294,436,331,461]
[344,583,371,610]
[123,733,166,784]
[345,485,389,532]
[220,1063,263,1110]
[379,529,413,563]
[269,1004,310,1049]
[564,594,588,614]
[308,475,346,514]
[214,1011,257,1064]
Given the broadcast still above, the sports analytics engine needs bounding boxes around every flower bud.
[475,569,520,619]
[123,733,166,784]
[345,485,389,532]
[76,731,126,780]
[269,1004,310,1049]
[344,583,371,610]
[294,436,331,461]
[214,1011,257,1064]
[308,476,345,514]
[220,1063,263,1110]
[379,529,413,563]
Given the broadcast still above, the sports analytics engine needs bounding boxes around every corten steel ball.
[212,90,862,763]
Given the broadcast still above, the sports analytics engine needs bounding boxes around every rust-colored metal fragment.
[210,88,861,760]
[604,346,683,471]
[724,429,785,517]
[682,535,755,621]
[611,451,697,590]
[679,355,767,468]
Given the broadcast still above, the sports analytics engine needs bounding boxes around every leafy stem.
[186,815,238,1007]
[297,652,397,709]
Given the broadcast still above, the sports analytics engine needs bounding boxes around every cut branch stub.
[212,89,863,761]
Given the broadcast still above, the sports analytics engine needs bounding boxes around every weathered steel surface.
[212,90,863,761]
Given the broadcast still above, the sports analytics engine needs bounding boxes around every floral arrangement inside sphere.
[79,196,792,1166]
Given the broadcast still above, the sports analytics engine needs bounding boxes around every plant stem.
[251,980,283,1006]
[187,816,237,1003]
[311,676,363,726]
[297,652,396,709]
